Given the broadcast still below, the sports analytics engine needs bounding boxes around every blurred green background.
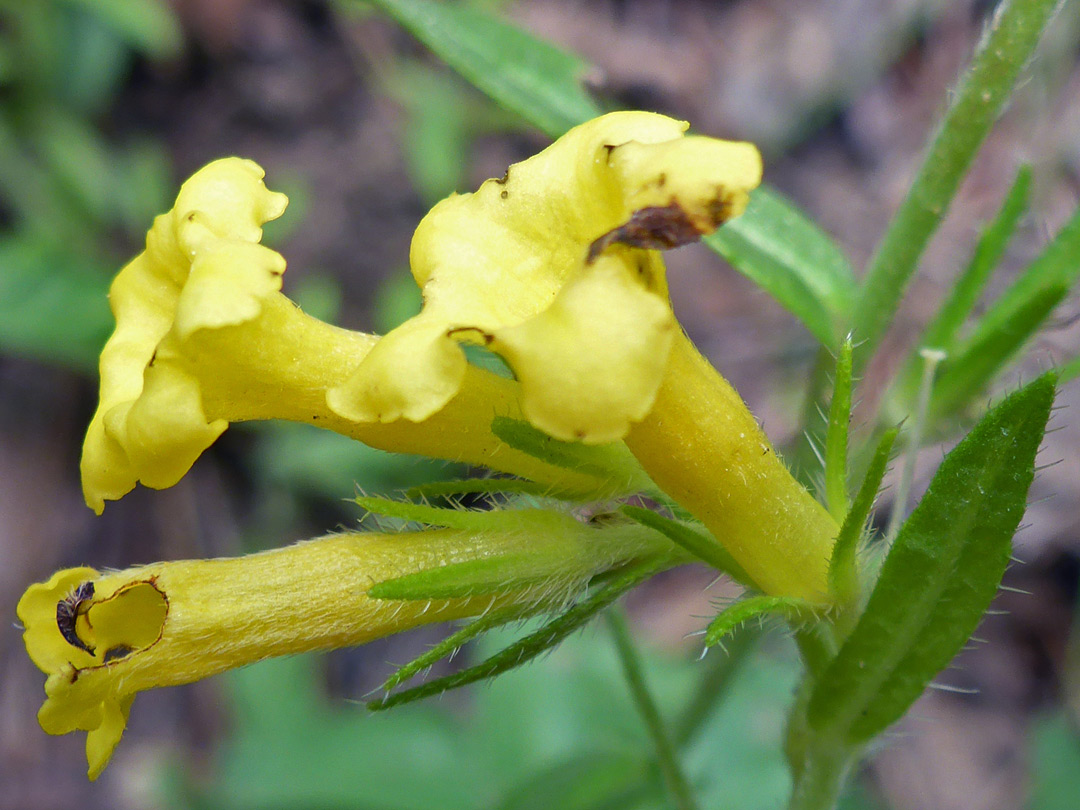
[2,1,1079,808]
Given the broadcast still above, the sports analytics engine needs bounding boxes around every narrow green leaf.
[619,505,756,589]
[890,165,1033,410]
[825,336,854,520]
[367,558,669,710]
[931,284,1068,418]
[956,202,1080,341]
[705,186,855,349]
[382,607,535,691]
[828,427,898,608]
[367,555,560,600]
[355,494,490,530]
[808,373,1056,743]
[922,165,1032,354]
[359,0,600,137]
[853,0,1062,365]
[704,596,820,648]
[491,416,653,495]
[405,477,563,501]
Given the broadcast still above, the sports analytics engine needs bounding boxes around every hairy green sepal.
[828,427,898,608]
[620,505,755,588]
[704,596,820,648]
[368,558,670,710]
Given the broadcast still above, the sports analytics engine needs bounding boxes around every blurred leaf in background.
[0,0,179,371]
[175,625,806,810]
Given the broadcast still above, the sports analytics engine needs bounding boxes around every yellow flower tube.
[624,333,838,601]
[18,510,672,779]
[82,158,644,513]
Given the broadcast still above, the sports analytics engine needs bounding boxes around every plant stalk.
[606,609,700,810]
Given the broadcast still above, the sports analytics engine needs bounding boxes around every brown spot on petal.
[447,326,494,345]
[103,645,135,664]
[57,581,96,655]
[587,203,707,263]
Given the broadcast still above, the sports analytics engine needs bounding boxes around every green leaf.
[382,607,535,691]
[889,165,1033,413]
[355,494,494,529]
[928,203,1080,419]
[360,0,600,137]
[853,0,1063,365]
[807,373,1057,743]
[491,416,653,496]
[828,427,898,608]
[704,596,820,648]
[367,558,669,710]
[824,336,854,519]
[920,165,1031,356]
[931,284,1068,418]
[61,0,182,58]
[406,477,565,500]
[705,186,855,349]
[367,555,560,600]
[619,505,755,588]
[0,236,112,371]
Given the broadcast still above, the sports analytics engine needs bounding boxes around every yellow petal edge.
[81,158,288,512]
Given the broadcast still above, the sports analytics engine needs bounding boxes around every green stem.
[787,739,855,810]
[794,626,837,679]
[824,337,854,521]
[852,0,1062,367]
[885,348,945,544]
[606,609,700,810]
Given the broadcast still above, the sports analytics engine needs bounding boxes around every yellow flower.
[327,111,762,443]
[326,111,837,600]
[18,510,673,779]
[82,158,645,514]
